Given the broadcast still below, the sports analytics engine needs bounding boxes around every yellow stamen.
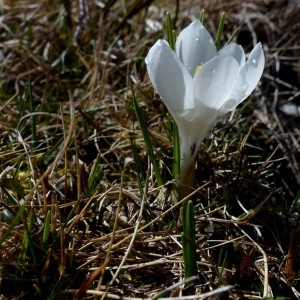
[195,65,202,74]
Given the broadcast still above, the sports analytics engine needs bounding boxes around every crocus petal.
[193,55,240,113]
[220,73,247,113]
[178,117,210,172]
[240,42,265,100]
[146,40,194,113]
[176,20,217,76]
[225,43,265,106]
[224,72,250,112]
[219,43,245,67]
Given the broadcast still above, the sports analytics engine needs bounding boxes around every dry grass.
[0,0,299,299]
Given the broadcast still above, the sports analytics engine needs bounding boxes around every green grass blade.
[132,89,164,186]
[129,131,146,195]
[27,80,37,146]
[182,200,197,282]
[0,213,22,250]
[199,9,205,23]
[19,209,37,267]
[43,210,51,245]
[218,249,228,285]
[166,12,175,50]
[88,154,103,193]
[215,12,226,49]
[289,190,300,214]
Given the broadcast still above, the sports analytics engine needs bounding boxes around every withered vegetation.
[0,0,299,299]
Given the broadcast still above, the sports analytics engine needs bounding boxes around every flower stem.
[176,162,197,294]
[177,163,195,200]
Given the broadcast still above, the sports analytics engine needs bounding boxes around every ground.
[0,0,299,299]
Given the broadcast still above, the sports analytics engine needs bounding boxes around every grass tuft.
[0,0,299,299]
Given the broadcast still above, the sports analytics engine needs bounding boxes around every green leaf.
[88,154,103,193]
[132,89,164,186]
[182,200,197,281]
[166,12,175,50]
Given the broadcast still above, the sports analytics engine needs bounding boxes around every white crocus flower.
[145,19,265,175]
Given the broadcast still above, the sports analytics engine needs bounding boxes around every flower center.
[194,65,202,75]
